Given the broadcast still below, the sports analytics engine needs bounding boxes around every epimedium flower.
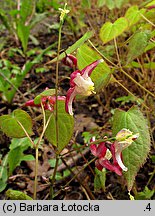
[65,59,104,115]
[90,129,139,175]
[114,128,139,172]
[90,142,122,176]
[62,54,77,68]
[25,95,66,112]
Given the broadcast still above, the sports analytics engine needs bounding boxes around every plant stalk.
[33,147,38,200]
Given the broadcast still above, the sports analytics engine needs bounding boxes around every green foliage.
[0,155,8,192]
[77,44,111,92]
[115,95,143,105]
[34,88,55,104]
[125,6,146,27]
[81,0,91,8]
[0,109,33,138]
[112,106,151,190]
[8,138,34,175]
[45,101,74,153]
[0,60,33,103]
[6,189,33,200]
[17,22,30,53]
[126,30,151,64]
[99,17,128,43]
[135,187,154,200]
[50,31,94,64]
[94,168,106,192]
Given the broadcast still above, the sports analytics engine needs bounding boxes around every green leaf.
[105,0,115,10]
[6,189,33,200]
[97,0,106,7]
[0,155,8,192]
[99,17,128,43]
[17,22,30,53]
[81,0,91,8]
[126,30,151,64]
[94,168,106,192]
[0,181,7,193]
[77,44,111,92]
[0,109,33,138]
[9,137,33,150]
[20,0,34,24]
[125,6,146,27]
[49,31,94,64]
[8,138,34,175]
[34,88,55,104]
[135,186,154,200]
[45,101,74,153]
[112,106,151,190]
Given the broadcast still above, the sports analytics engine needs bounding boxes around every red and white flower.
[65,59,103,115]
[90,129,139,175]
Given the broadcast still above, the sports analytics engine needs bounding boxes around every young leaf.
[0,155,8,192]
[48,31,94,64]
[77,44,111,92]
[126,30,151,64]
[135,186,154,200]
[17,22,30,53]
[0,109,33,138]
[99,17,128,43]
[125,6,146,27]
[45,101,74,153]
[34,88,55,104]
[94,168,106,192]
[112,106,151,190]
[19,0,34,24]
[8,137,34,175]
[6,189,33,200]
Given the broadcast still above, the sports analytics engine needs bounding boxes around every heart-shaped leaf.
[125,6,146,27]
[126,30,151,64]
[99,17,128,43]
[77,44,111,92]
[45,101,74,153]
[112,106,151,190]
[0,109,33,138]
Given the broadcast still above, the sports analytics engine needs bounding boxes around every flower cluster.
[90,129,139,175]
[25,94,65,112]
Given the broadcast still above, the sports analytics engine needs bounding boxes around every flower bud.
[62,54,77,68]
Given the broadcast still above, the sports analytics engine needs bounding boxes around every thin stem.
[114,37,122,68]
[34,104,52,200]
[88,39,155,99]
[120,68,155,98]
[114,77,149,109]
[53,157,96,198]
[49,155,60,199]
[17,120,34,147]
[55,23,62,149]
[33,147,38,200]
[140,13,155,28]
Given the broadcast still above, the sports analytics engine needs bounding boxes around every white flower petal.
[115,152,128,172]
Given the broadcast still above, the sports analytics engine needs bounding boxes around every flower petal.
[70,71,81,87]
[62,54,77,68]
[90,144,97,156]
[99,158,122,176]
[81,59,103,79]
[115,152,128,172]
[111,143,127,172]
[25,99,40,107]
[65,87,77,115]
[96,142,107,158]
